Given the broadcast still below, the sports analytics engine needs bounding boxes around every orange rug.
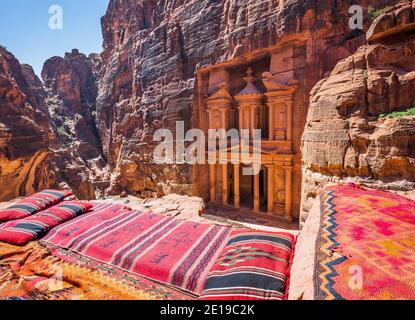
[0,241,195,300]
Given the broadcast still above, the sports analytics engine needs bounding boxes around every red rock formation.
[97,0,397,217]
[0,46,54,200]
[301,0,415,222]
[2,0,411,218]
[0,47,108,201]
[42,50,103,158]
[41,50,109,199]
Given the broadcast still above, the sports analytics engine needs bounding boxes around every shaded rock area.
[301,0,415,222]
[42,49,109,199]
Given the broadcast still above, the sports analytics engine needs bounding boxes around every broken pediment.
[262,72,298,94]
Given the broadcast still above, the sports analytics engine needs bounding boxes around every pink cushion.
[0,201,92,246]
[0,190,73,222]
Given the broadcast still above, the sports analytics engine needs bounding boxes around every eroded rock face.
[41,49,109,199]
[42,50,103,159]
[2,0,410,212]
[301,1,415,222]
[97,0,397,201]
[0,46,109,201]
[0,46,54,200]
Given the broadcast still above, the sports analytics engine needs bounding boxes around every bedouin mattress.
[42,203,232,295]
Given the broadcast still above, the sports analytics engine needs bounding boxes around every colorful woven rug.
[43,203,232,295]
[315,184,415,300]
[0,241,191,300]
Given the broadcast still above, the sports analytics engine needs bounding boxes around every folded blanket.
[0,201,92,246]
[0,190,73,222]
[199,229,296,300]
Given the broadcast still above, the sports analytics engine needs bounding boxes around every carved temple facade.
[193,46,305,222]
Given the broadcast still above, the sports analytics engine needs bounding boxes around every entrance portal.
[240,170,253,209]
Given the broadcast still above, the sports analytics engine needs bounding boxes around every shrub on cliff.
[380,107,415,119]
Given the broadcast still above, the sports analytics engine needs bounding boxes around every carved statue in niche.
[274,103,287,141]
[277,188,286,205]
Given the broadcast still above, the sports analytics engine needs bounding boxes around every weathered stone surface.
[0,46,109,201]
[42,50,103,159]
[0,46,54,201]
[301,1,415,223]
[367,0,415,42]
[2,0,410,217]
[97,0,396,212]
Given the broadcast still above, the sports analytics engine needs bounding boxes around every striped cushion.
[199,230,296,300]
[0,189,73,222]
[0,201,92,246]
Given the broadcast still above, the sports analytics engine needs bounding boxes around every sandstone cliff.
[97,0,397,204]
[0,46,55,200]
[42,49,109,198]
[0,47,108,201]
[301,0,415,222]
[42,49,102,159]
[2,0,412,219]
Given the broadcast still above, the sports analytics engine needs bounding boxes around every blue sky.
[0,0,109,77]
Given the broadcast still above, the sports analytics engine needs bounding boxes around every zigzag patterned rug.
[315,184,415,300]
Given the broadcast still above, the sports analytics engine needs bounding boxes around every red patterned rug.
[315,184,415,300]
[43,203,231,295]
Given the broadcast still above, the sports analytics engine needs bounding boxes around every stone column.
[266,165,275,214]
[208,109,214,140]
[220,109,227,140]
[284,166,293,221]
[238,108,243,132]
[287,101,293,142]
[231,108,236,129]
[221,109,227,129]
[234,164,240,208]
[222,164,229,205]
[210,164,216,202]
[250,106,256,137]
[268,105,274,140]
[254,172,260,212]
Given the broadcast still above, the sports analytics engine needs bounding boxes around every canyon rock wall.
[0,46,55,201]
[42,49,102,160]
[301,0,415,222]
[42,50,109,199]
[2,0,410,214]
[97,0,397,204]
[0,47,107,201]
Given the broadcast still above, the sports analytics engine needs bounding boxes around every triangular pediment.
[207,83,233,101]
